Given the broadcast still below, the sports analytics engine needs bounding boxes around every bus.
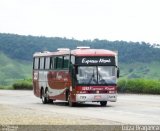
[33,47,119,107]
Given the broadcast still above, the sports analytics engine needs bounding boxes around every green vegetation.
[0,85,13,90]
[0,52,32,86]
[119,62,160,79]
[118,79,160,94]
[0,33,160,93]
[0,33,160,63]
[12,79,32,90]
[1,78,160,94]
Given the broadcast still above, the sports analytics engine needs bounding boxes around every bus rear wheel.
[100,101,107,107]
[45,89,53,103]
[41,89,47,104]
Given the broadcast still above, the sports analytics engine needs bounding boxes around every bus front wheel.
[100,101,107,107]
[68,95,76,107]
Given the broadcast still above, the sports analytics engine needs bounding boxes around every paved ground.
[0,90,160,126]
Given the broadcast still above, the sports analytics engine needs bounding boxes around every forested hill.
[1,33,160,85]
[0,33,160,63]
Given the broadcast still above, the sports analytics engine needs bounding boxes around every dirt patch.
[0,104,119,125]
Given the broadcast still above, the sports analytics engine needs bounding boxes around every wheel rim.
[68,95,72,106]
[42,90,45,103]
[42,92,44,101]
[46,90,49,101]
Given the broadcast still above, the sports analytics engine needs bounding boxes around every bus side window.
[57,56,63,69]
[71,56,75,64]
[50,57,54,69]
[63,55,69,69]
[34,57,39,69]
[54,57,57,69]
[45,57,50,69]
[40,57,45,69]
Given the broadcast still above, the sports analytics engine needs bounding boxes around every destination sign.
[75,56,115,65]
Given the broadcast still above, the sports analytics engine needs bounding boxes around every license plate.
[94,95,101,99]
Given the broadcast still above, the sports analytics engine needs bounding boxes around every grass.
[0,78,160,94]
[119,61,160,80]
[0,79,32,90]
[0,52,32,86]
[12,79,32,90]
[118,79,160,94]
[0,86,13,90]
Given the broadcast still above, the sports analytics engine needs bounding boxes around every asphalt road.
[0,90,160,125]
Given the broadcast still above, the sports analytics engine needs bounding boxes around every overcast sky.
[0,0,160,44]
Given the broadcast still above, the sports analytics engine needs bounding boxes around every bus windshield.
[76,66,116,85]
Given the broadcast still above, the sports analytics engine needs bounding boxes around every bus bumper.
[76,93,117,102]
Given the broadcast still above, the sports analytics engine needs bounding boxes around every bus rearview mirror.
[75,66,78,74]
[117,68,120,78]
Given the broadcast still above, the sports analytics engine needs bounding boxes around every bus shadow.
[49,101,113,108]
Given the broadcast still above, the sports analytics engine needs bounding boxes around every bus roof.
[33,48,117,57]
[71,48,116,56]
[33,50,70,57]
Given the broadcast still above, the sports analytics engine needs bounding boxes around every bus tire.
[41,88,47,104]
[45,88,53,103]
[100,101,107,107]
[68,95,75,107]
[66,89,69,101]
[48,99,53,103]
